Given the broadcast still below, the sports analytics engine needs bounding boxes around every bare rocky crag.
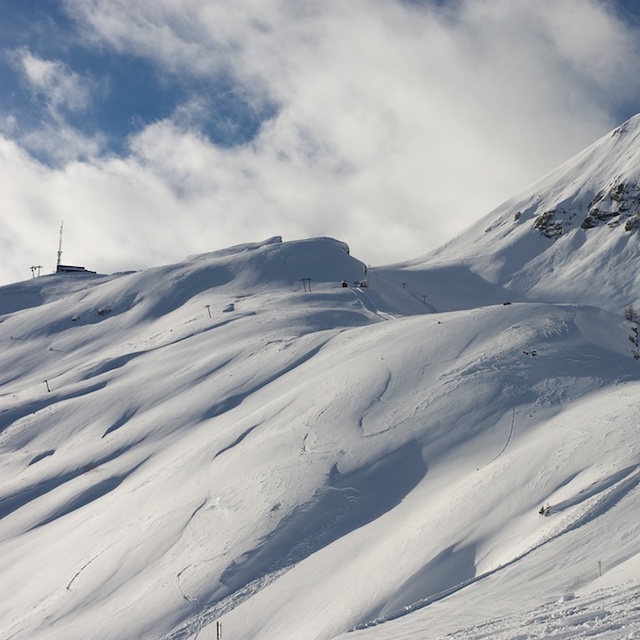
[532,180,640,239]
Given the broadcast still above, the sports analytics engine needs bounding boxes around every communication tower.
[57,221,64,271]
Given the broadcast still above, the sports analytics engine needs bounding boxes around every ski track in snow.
[443,584,640,639]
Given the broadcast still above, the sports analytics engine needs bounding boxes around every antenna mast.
[57,221,64,271]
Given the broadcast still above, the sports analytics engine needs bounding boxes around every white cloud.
[2,0,640,285]
[20,125,106,164]
[13,48,94,116]
[4,48,105,163]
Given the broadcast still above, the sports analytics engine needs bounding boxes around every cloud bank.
[1,0,640,285]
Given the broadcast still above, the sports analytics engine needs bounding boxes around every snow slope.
[3,121,640,640]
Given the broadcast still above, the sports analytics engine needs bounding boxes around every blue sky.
[0,0,276,158]
[2,0,640,284]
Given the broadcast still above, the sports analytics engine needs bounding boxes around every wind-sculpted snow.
[1,228,640,640]
[164,444,428,639]
[221,442,426,589]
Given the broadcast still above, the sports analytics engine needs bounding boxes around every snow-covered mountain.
[381,114,640,314]
[3,119,640,640]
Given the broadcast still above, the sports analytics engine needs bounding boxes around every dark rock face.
[533,210,564,239]
[533,181,640,238]
[581,182,640,230]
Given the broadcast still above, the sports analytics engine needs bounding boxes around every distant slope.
[379,114,640,313]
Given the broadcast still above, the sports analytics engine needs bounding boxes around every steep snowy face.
[395,114,640,313]
[524,114,640,238]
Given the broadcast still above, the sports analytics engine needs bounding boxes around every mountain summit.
[387,114,640,313]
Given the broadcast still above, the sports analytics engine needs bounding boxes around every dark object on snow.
[341,281,348,288]
[57,264,96,274]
